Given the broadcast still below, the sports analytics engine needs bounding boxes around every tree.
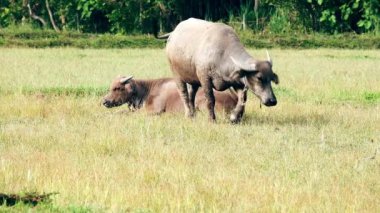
[25,0,47,28]
[45,0,60,32]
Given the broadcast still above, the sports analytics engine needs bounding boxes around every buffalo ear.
[120,76,133,85]
[272,73,279,84]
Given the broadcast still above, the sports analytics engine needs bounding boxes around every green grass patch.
[0,203,96,213]
[1,27,379,49]
[16,86,108,97]
[237,31,380,49]
[0,28,165,48]
[362,91,380,103]
[332,90,380,104]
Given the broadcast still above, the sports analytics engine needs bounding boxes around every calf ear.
[272,73,279,84]
[120,76,133,85]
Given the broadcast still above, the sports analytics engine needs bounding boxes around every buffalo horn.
[266,50,272,65]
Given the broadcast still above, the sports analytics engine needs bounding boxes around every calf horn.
[120,76,133,84]
[230,56,256,71]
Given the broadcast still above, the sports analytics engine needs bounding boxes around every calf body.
[103,77,238,114]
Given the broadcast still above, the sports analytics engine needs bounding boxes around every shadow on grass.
[0,192,57,207]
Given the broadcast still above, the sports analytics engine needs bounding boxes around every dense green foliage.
[0,0,379,35]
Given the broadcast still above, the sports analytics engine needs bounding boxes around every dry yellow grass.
[0,48,379,212]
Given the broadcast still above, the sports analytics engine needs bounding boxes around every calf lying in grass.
[102,76,238,114]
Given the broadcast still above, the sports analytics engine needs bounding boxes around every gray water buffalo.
[160,18,279,123]
[102,76,238,114]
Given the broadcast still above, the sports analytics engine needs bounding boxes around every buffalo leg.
[175,79,194,117]
[230,88,247,123]
[187,84,199,116]
[200,78,216,122]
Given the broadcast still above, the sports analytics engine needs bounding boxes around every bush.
[0,26,379,49]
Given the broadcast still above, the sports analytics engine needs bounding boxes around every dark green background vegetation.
[0,0,379,48]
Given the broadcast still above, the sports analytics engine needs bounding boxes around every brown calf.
[102,76,238,114]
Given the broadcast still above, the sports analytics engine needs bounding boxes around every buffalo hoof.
[230,113,242,124]
[208,118,217,123]
[185,109,196,118]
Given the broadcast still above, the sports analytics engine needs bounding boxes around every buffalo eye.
[257,76,263,82]
[113,87,120,91]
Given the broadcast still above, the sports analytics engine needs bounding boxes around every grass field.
[0,48,379,212]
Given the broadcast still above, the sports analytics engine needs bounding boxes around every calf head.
[102,76,134,108]
[231,51,279,106]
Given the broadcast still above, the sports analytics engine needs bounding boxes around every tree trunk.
[26,2,47,28]
[139,1,143,29]
[242,13,246,30]
[159,15,163,33]
[45,0,60,32]
[76,13,80,32]
[254,0,259,29]
[240,0,248,30]
[60,14,66,31]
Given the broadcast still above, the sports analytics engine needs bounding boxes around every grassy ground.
[0,48,379,212]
